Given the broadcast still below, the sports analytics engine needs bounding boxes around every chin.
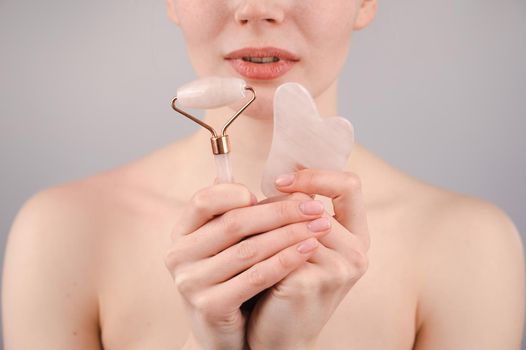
[227,84,277,120]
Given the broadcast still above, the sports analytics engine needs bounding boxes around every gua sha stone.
[260,83,355,198]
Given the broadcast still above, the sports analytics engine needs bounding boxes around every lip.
[225,46,300,80]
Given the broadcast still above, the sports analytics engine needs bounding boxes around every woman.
[2,0,525,349]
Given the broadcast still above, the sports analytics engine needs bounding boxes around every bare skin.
[2,128,525,349]
[2,0,525,348]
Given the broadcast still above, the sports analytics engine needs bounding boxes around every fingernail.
[299,200,324,215]
[307,217,331,232]
[275,173,295,187]
[297,238,319,254]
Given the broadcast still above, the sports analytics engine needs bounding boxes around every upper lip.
[225,47,300,61]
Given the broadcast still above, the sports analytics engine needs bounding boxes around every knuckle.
[284,222,307,242]
[277,278,318,298]
[173,268,196,295]
[343,172,362,192]
[240,187,254,206]
[317,260,354,293]
[215,310,243,329]
[247,267,266,287]
[191,294,239,326]
[294,277,317,291]
[235,239,256,260]
[275,200,292,221]
[191,190,212,216]
[190,293,215,317]
[333,262,354,286]
[164,247,182,271]
[229,183,253,206]
[350,248,369,275]
[220,211,241,233]
[277,251,294,270]
[302,169,316,187]
[281,222,297,238]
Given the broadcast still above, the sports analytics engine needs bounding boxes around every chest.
[96,206,420,350]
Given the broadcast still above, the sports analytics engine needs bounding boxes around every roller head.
[176,77,247,109]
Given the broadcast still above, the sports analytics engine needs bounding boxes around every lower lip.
[227,58,296,80]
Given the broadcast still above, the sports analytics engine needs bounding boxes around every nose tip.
[234,1,285,25]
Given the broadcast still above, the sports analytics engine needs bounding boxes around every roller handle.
[214,153,234,183]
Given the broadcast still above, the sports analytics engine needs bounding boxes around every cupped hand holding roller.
[167,80,362,349]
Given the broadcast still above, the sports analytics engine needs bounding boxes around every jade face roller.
[171,77,256,183]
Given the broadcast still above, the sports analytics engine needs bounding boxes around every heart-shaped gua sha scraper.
[261,83,355,197]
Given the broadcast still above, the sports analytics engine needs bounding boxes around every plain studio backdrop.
[1,0,525,347]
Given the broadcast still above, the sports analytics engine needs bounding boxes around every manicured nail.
[275,173,295,187]
[297,238,319,254]
[307,217,331,232]
[299,200,324,215]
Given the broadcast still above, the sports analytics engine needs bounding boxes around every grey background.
[1,0,525,347]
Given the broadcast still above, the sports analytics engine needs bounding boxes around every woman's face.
[167,0,377,118]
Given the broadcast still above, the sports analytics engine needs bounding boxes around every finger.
[171,182,257,239]
[257,191,314,206]
[310,214,367,260]
[177,198,326,260]
[255,194,362,260]
[191,219,331,287]
[275,168,369,249]
[309,243,369,284]
[207,237,320,310]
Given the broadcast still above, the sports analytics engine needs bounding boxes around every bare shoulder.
[3,173,119,277]
[368,155,526,347]
[2,179,100,348]
[1,166,158,349]
[396,177,525,349]
[3,163,168,262]
[5,169,134,247]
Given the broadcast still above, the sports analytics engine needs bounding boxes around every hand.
[246,169,370,349]
[164,182,332,350]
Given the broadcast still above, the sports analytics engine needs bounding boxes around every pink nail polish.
[299,200,324,215]
[297,238,319,254]
[307,217,331,232]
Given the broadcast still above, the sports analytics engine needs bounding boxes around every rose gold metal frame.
[170,87,256,154]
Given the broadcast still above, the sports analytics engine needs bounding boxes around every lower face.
[174,1,360,118]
